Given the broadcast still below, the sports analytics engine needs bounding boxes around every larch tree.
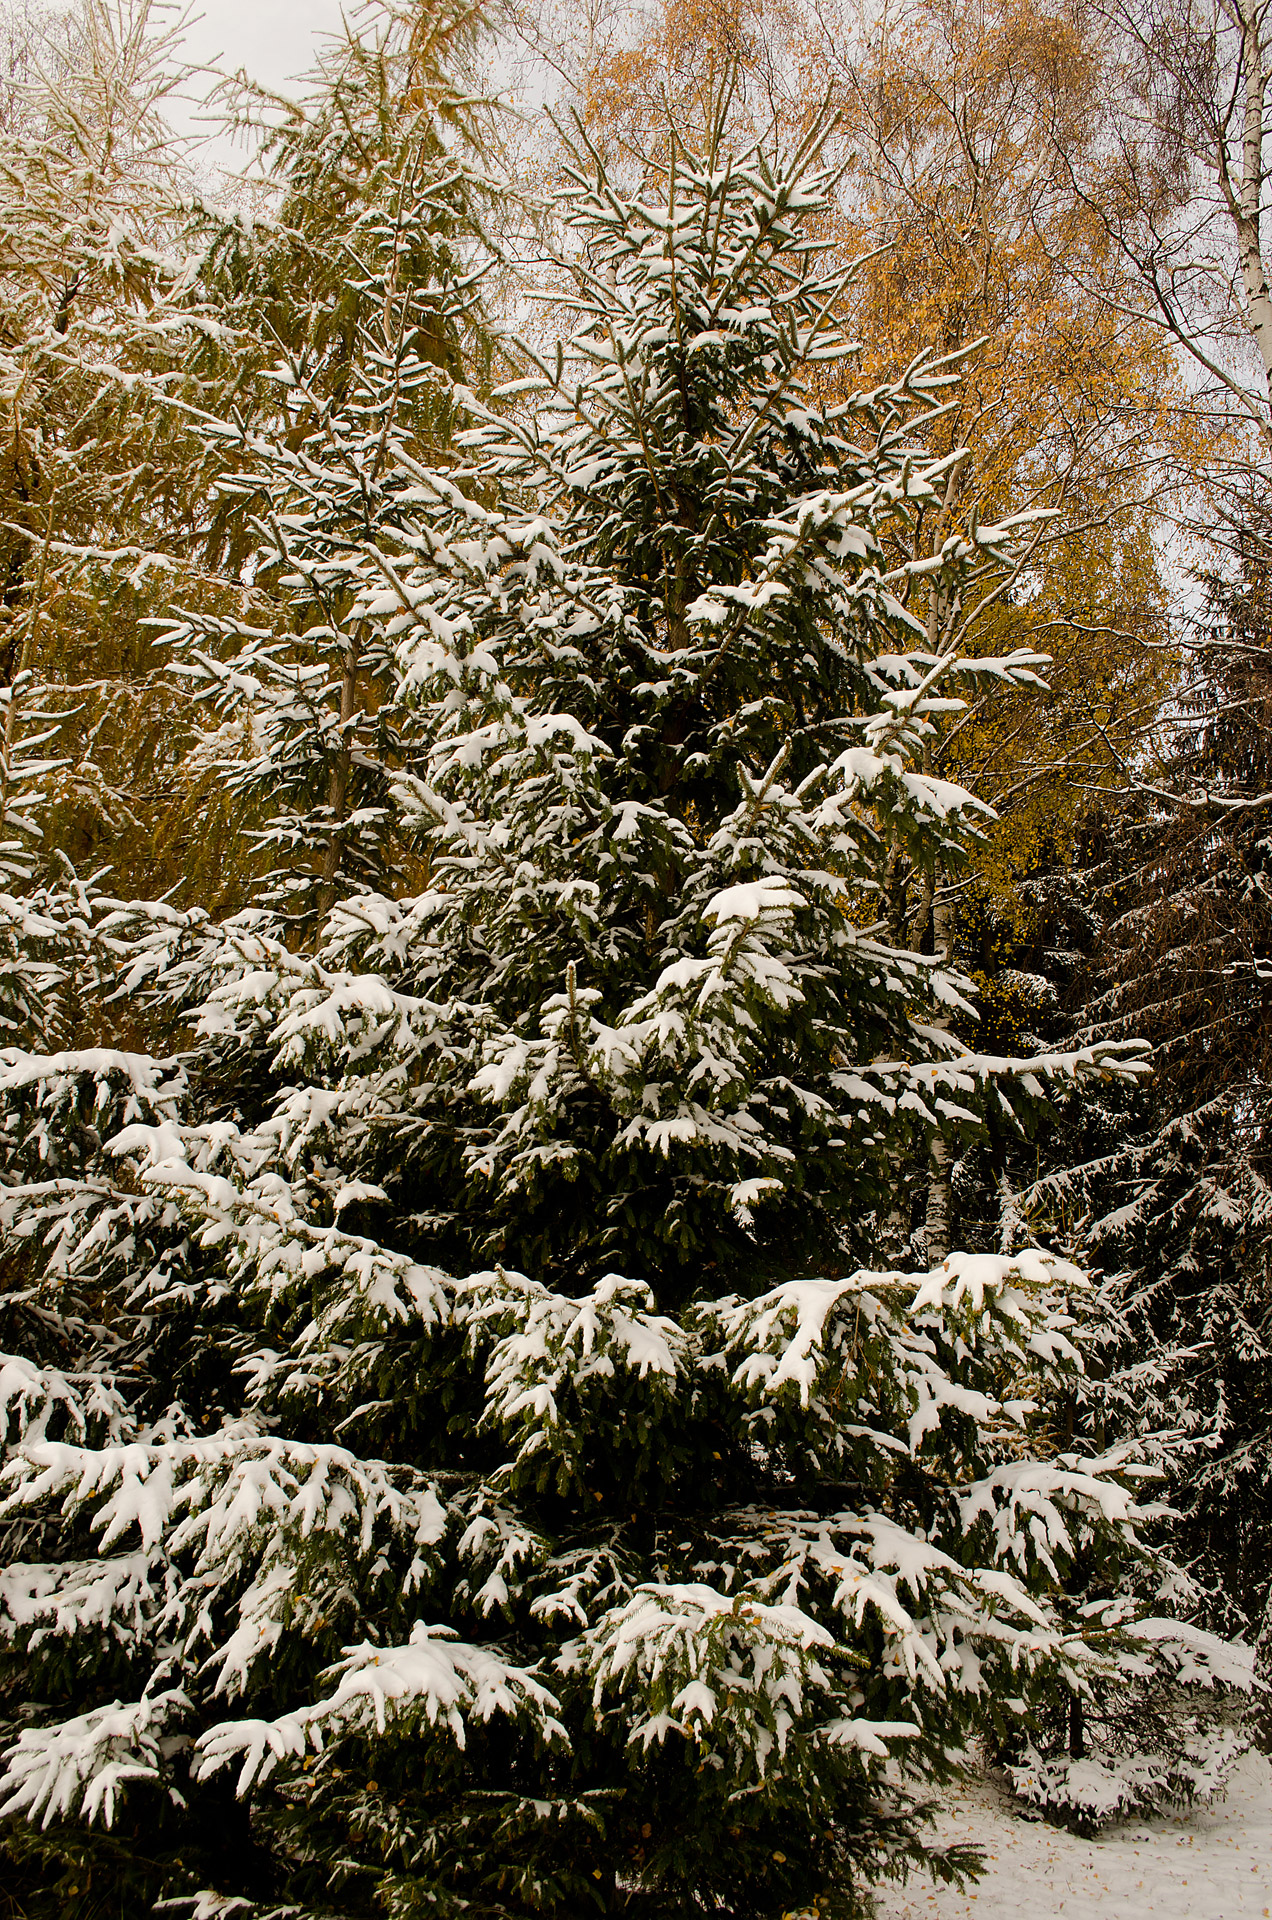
[0,0,233,1060]
[0,0,209,863]
[162,0,500,931]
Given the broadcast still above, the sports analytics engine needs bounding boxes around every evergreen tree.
[1030,522,1272,1646]
[1060,514,1272,1635]
[936,520,1272,1816]
[0,96,1239,1920]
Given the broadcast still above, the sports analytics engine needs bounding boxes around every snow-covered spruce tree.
[1071,527,1272,1655]
[0,108,1223,1919]
[937,825,1266,1827]
[982,523,1272,1804]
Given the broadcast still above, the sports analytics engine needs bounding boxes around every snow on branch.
[194,1624,565,1794]
[0,1688,189,1830]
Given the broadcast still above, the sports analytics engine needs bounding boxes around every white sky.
[174,0,350,91]
[165,0,353,165]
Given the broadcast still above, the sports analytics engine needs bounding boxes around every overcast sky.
[165,1,353,163]
[175,0,348,91]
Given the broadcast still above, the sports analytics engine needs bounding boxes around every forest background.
[0,0,1269,1911]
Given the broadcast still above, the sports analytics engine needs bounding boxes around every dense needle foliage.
[0,8,1258,1916]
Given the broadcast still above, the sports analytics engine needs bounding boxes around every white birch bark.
[1235,0,1272,402]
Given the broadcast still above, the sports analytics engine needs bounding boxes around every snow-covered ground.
[877,1750,1272,1920]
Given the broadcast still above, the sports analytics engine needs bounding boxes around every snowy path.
[876,1750,1272,1919]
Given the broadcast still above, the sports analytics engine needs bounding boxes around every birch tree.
[1091,0,1272,469]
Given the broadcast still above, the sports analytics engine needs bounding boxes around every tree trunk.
[317,639,362,919]
[1238,0,1272,408]
[1068,1693,1086,1760]
[878,841,913,1262]
[924,881,955,1267]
